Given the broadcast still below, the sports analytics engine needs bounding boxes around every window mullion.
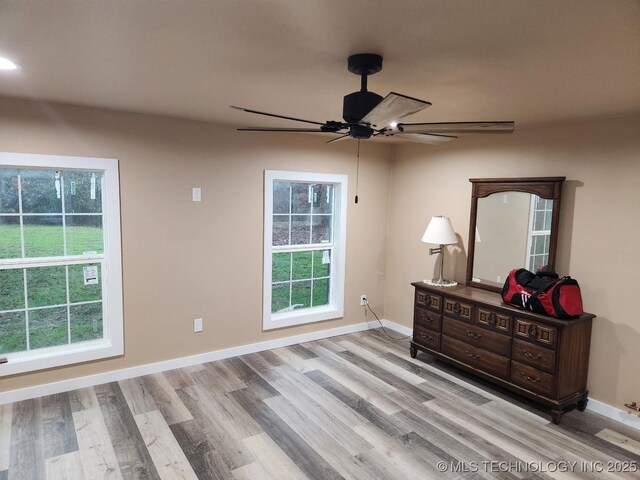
[17,172,25,258]
[22,268,30,351]
[0,255,106,269]
[288,252,293,309]
[288,185,292,246]
[309,185,313,245]
[61,173,67,256]
[65,265,71,345]
[273,243,333,253]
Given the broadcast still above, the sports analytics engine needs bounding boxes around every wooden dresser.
[410,282,595,423]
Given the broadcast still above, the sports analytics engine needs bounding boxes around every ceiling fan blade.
[237,127,334,133]
[398,121,515,135]
[360,92,431,128]
[388,132,457,145]
[326,134,351,144]
[231,105,325,126]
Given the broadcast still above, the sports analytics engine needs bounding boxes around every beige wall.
[2,95,639,414]
[0,96,392,392]
[384,113,640,409]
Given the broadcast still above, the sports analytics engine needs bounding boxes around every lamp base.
[423,278,458,288]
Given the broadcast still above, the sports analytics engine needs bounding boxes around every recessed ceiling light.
[0,57,19,70]
[389,121,398,128]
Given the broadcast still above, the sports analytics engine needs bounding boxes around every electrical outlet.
[193,318,203,333]
[360,294,367,306]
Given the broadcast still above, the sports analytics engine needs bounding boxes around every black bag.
[501,268,584,319]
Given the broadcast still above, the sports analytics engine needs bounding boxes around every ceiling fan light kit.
[232,53,515,145]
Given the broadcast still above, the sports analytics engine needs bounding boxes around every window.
[526,195,553,272]
[0,152,123,376]
[263,170,347,330]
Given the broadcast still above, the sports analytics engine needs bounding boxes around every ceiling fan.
[231,53,514,145]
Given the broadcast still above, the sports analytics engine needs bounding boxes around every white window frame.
[525,195,552,271]
[0,152,123,376]
[263,170,347,330]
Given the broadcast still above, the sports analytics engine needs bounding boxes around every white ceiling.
[0,0,638,131]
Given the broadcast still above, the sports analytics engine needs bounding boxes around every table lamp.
[421,215,458,287]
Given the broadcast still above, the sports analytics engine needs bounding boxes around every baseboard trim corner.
[379,319,413,336]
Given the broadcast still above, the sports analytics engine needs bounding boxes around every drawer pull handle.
[453,302,462,316]
[423,294,432,307]
[528,324,539,338]
[419,333,433,341]
[522,374,541,383]
[466,330,482,339]
[488,313,498,326]
[523,351,542,360]
[420,313,433,323]
[464,350,480,360]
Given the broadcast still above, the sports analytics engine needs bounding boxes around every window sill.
[0,340,123,377]
[264,305,344,331]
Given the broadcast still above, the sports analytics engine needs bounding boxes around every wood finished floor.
[1,329,640,480]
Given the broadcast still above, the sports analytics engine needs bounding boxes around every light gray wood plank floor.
[1,329,639,479]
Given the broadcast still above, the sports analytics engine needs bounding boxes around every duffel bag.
[501,268,583,319]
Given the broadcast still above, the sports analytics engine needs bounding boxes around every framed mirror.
[466,177,565,292]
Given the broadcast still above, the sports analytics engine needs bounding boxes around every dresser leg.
[551,409,563,425]
[410,344,417,359]
[577,397,588,412]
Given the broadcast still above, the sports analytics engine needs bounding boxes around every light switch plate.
[192,187,202,202]
[193,318,203,332]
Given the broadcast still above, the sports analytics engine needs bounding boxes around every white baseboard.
[379,319,413,336]
[2,318,637,432]
[586,398,640,431]
[0,321,372,405]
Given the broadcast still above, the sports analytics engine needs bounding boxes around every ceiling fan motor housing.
[342,91,383,125]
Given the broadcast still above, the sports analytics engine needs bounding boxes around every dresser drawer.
[414,307,442,331]
[512,339,556,374]
[415,290,442,313]
[514,319,557,349]
[441,336,509,380]
[511,361,555,398]
[413,326,441,350]
[477,307,512,335]
[443,298,473,322]
[443,317,511,356]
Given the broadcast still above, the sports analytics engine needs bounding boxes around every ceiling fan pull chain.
[355,139,360,204]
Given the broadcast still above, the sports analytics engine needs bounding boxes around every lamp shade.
[421,216,457,245]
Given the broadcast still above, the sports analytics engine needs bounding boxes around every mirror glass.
[471,192,554,288]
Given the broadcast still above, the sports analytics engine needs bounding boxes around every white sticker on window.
[90,173,96,200]
[83,266,98,285]
[322,250,330,264]
[55,171,61,199]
